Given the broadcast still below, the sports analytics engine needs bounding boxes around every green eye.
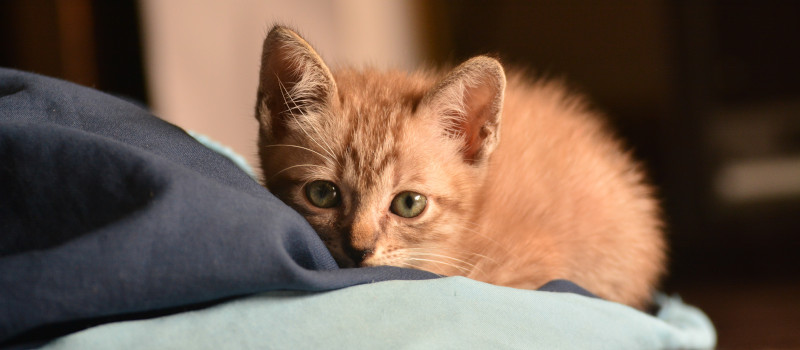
[305,180,341,208]
[390,191,427,218]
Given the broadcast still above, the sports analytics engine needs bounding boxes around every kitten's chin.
[332,254,391,269]
[358,259,384,268]
[331,254,373,269]
[332,255,357,268]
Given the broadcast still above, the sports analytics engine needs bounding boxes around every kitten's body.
[463,73,663,305]
[256,26,665,308]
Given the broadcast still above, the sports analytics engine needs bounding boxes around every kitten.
[254,26,665,308]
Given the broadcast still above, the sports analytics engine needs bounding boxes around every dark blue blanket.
[0,68,592,348]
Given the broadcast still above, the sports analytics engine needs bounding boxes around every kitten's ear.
[421,56,506,165]
[255,25,336,139]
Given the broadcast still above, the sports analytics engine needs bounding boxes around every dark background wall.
[0,0,147,104]
[421,1,800,277]
[2,1,799,348]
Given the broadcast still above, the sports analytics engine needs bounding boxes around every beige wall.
[139,0,422,172]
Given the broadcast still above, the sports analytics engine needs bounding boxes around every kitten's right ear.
[421,56,506,165]
[255,25,336,140]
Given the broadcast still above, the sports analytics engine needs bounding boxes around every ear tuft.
[421,56,506,165]
[255,25,336,140]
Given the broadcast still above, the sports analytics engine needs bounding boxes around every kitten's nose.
[344,246,374,266]
[345,215,376,265]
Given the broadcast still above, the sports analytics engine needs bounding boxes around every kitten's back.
[467,72,664,307]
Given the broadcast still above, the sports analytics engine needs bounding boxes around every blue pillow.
[41,278,716,350]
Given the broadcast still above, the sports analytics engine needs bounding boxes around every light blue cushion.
[42,277,716,350]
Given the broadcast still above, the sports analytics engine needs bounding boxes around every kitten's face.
[256,26,504,275]
[260,71,480,273]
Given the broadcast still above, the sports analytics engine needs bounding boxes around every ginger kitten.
[254,26,665,308]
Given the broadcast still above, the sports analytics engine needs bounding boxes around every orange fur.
[255,26,665,308]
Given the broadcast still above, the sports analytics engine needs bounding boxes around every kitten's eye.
[390,191,427,218]
[305,180,341,208]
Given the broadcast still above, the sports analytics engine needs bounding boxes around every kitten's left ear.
[421,56,506,165]
[255,25,336,141]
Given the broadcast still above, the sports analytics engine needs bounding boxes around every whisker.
[267,164,333,183]
[400,250,477,268]
[262,144,333,164]
[396,248,473,270]
[401,247,499,265]
[402,249,488,278]
[393,261,447,277]
[288,102,339,166]
[404,257,471,274]
[276,77,341,167]
[299,178,315,190]
[450,222,517,259]
[277,80,329,153]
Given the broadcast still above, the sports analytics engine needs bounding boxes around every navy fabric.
[0,68,594,348]
[538,279,597,298]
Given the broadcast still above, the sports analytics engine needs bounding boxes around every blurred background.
[2,0,798,347]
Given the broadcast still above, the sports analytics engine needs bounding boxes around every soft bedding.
[42,277,714,350]
[0,68,715,349]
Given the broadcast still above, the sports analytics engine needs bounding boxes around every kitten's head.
[255,26,505,274]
